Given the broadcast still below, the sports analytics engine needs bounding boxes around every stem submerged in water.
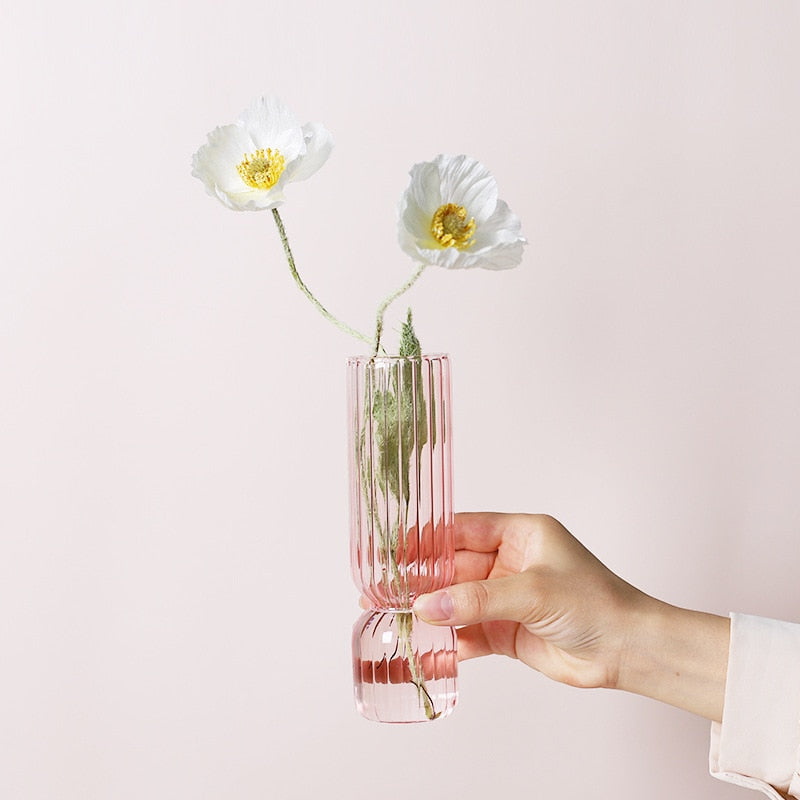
[397,612,438,720]
[358,353,439,720]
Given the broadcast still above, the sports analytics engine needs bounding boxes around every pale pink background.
[2,1,799,798]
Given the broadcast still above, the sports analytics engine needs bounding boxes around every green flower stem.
[372,264,427,355]
[358,345,438,719]
[271,208,372,346]
[397,612,438,720]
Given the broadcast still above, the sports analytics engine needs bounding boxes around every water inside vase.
[352,610,458,723]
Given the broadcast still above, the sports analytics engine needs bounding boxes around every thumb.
[414,574,535,626]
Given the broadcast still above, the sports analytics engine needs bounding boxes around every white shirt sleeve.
[710,613,800,799]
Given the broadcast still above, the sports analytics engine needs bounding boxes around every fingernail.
[415,591,453,622]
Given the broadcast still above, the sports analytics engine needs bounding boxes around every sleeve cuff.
[710,613,800,799]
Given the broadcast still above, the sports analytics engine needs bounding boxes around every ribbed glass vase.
[346,354,455,609]
[347,353,458,723]
[352,610,458,723]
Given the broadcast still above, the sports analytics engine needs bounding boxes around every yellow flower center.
[431,203,476,249]
[237,148,286,190]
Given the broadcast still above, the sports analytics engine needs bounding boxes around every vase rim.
[346,352,450,364]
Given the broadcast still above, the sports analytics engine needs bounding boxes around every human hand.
[413,512,642,690]
[413,512,729,720]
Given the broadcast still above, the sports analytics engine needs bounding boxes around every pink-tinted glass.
[347,354,455,610]
[352,610,458,723]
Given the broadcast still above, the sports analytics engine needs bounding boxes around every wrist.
[616,598,730,722]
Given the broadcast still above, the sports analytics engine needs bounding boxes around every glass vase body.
[346,354,455,610]
[352,610,458,723]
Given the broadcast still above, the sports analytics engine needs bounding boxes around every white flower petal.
[220,186,286,212]
[426,246,464,268]
[238,95,304,160]
[472,199,524,248]
[437,155,498,221]
[398,194,437,250]
[396,153,526,270]
[398,221,429,261]
[458,240,526,270]
[481,239,526,269]
[283,122,334,183]
[192,95,332,212]
[407,160,443,214]
[191,123,254,195]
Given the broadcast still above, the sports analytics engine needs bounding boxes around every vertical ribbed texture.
[348,354,458,722]
[352,610,458,723]
[346,354,455,610]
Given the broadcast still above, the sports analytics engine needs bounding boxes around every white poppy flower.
[192,95,333,212]
[398,154,525,270]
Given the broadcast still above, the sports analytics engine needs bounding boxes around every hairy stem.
[397,612,438,720]
[272,208,372,345]
[373,264,427,355]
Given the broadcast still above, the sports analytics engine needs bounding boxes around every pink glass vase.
[346,354,455,607]
[352,610,458,723]
[346,354,458,722]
